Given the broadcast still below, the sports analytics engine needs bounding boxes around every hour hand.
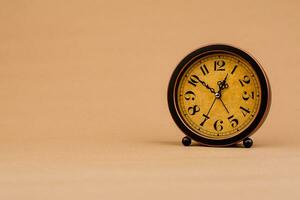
[218,81,229,91]
[218,74,229,92]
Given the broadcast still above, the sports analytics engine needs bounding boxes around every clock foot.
[182,136,192,146]
[243,138,253,148]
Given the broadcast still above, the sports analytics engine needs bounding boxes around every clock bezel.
[167,44,271,146]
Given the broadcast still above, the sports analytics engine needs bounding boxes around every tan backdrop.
[0,0,299,199]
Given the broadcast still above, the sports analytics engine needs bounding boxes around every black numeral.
[214,120,224,131]
[200,64,209,75]
[188,75,201,87]
[242,91,254,101]
[240,106,250,117]
[200,114,210,126]
[239,75,251,87]
[184,91,196,101]
[228,115,239,128]
[214,60,225,71]
[231,65,238,74]
[188,105,200,115]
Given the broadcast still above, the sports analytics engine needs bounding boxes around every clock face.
[168,45,270,146]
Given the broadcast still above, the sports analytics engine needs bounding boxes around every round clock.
[167,44,271,148]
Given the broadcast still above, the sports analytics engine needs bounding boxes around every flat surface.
[0,0,299,199]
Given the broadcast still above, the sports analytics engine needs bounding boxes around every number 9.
[184,91,196,101]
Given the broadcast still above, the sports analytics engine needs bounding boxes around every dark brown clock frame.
[167,44,271,147]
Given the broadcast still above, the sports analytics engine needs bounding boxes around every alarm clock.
[167,44,271,148]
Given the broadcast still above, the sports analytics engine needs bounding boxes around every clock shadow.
[149,140,247,148]
[150,140,269,148]
[190,143,245,148]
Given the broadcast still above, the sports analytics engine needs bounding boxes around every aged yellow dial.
[168,45,270,147]
[177,53,261,140]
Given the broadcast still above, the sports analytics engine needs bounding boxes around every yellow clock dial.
[176,53,262,140]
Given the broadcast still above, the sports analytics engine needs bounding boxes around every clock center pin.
[215,92,221,98]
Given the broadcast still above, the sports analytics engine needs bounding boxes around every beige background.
[0,0,299,199]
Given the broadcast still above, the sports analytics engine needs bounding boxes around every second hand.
[206,97,217,116]
[219,98,230,114]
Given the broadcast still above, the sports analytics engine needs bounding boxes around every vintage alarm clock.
[167,44,271,148]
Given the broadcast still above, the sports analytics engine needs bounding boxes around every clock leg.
[243,137,253,148]
[182,136,192,146]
